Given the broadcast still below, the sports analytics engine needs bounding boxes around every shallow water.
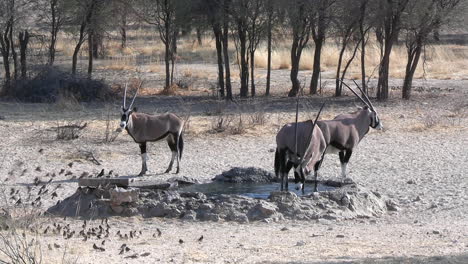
[180,182,335,199]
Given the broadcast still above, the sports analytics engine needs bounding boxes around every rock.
[109,187,139,205]
[432,230,440,235]
[213,167,274,183]
[110,204,124,214]
[198,212,220,222]
[295,241,306,246]
[386,200,399,211]
[226,212,249,223]
[268,191,298,203]
[199,203,214,210]
[407,179,416,184]
[247,202,278,221]
[168,176,200,185]
[336,234,345,238]
[280,227,289,231]
[181,210,197,221]
[148,203,181,218]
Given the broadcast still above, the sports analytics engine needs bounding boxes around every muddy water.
[180,182,336,199]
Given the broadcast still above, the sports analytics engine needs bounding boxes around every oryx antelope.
[120,84,184,176]
[274,105,326,192]
[316,81,383,179]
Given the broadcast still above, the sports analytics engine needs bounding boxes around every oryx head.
[343,80,383,130]
[120,83,139,129]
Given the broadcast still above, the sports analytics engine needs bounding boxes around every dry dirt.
[0,76,467,263]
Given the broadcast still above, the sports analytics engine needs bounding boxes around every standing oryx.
[275,104,327,193]
[316,81,383,179]
[120,84,184,176]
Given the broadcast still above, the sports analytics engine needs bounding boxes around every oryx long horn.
[301,102,326,164]
[128,81,143,109]
[123,83,128,108]
[352,79,375,111]
[339,80,371,108]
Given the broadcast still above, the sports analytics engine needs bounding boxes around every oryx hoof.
[175,168,180,174]
[138,170,147,176]
[164,168,171,174]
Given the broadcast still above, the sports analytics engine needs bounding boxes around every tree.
[222,0,233,100]
[309,0,335,94]
[204,0,225,97]
[66,0,96,75]
[246,0,266,97]
[376,0,409,101]
[34,0,69,65]
[401,0,462,99]
[284,0,313,97]
[333,0,361,96]
[0,0,15,91]
[137,0,190,90]
[230,0,250,97]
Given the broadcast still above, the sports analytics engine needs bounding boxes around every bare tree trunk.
[310,38,323,94]
[222,19,232,100]
[19,30,29,79]
[288,39,301,97]
[360,27,367,95]
[120,11,127,49]
[88,31,93,77]
[0,24,12,92]
[340,39,361,89]
[196,27,202,46]
[10,26,18,80]
[213,26,224,97]
[238,23,248,98]
[250,49,255,97]
[48,0,59,65]
[266,12,272,96]
[72,26,86,75]
[402,43,422,100]
[377,41,392,101]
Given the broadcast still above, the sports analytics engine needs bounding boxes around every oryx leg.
[339,150,353,178]
[165,134,177,173]
[139,143,148,176]
[313,153,326,192]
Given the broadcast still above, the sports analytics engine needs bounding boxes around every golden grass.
[50,28,468,80]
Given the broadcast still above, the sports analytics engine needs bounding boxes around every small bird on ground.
[97,169,104,177]
[198,235,204,242]
[68,162,73,168]
[179,239,184,244]
[157,228,162,237]
[93,243,105,252]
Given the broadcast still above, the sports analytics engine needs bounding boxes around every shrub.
[10,66,115,103]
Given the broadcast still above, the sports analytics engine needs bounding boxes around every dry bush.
[56,122,87,140]
[11,67,115,103]
[0,229,43,264]
[248,104,269,126]
[210,114,233,133]
[103,106,120,143]
[158,84,181,96]
[230,113,246,135]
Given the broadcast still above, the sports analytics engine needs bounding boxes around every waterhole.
[180,181,337,199]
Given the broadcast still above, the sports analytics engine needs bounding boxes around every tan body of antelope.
[120,85,184,175]
[317,81,383,179]
[275,120,327,192]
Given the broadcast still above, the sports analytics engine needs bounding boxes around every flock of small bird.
[38,217,205,258]
[4,148,205,259]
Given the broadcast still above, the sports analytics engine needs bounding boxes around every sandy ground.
[0,77,467,263]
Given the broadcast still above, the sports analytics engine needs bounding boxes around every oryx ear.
[363,105,369,110]
[132,107,137,112]
[357,106,363,110]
